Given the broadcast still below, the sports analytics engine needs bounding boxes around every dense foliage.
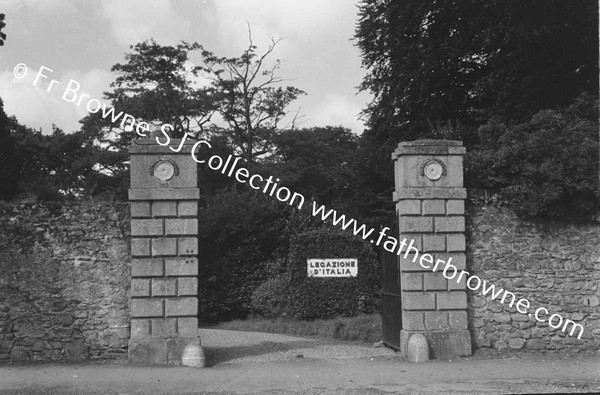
[355,0,599,221]
[0,100,17,200]
[196,188,292,322]
[0,118,127,201]
[467,94,598,219]
[251,227,381,320]
[0,13,5,46]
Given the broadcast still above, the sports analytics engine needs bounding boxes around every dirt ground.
[1,328,599,394]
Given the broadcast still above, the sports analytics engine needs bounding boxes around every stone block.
[526,339,546,350]
[130,153,198,189]
[475,337,492,348]
[131,202,151,218]
[399,235,423,252]
[131,238,151,257]
[178,277,198,296]
[399,217,433,233]
[393,153,464,189]
[448,272,467,290]
[131,219,163,236]
[423,273,447,291]
[400,254,423,272]
[434,217,465,233]
[131,298,163,318]
[165,219,198,236]
[424,311,449,330]
[436,291,467,310]
[402,311,425,331]
[446,234,466,252]
[152,279,177,296]
[165,297,197,317]
[397,200,421,215]
[435,253,466,270]
[152,201,177,217]
[422,200,445,215]
[178,202,198,216]
[52,314,73,326]
[166,258,198,276]
[402,273,423,291]
[131,279,151,297]
[178,318,198,337]
[178,237,198,256]
[131,258,164,277]
[403,292,435,310]
[423,234,446,252]
[509,338,526,349]
[130,319,150,339]
[130,188,199,201]
[448,311,468,329]
[494,313,511,323]
[394,187,467,201]
[128,339,167,365]
[63,340,89,360]
[151,318,177,338]
[446,200,465,215]
[152,238,177,256]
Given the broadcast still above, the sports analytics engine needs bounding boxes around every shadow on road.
[203,340,319,367]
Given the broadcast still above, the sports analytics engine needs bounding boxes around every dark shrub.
[197,188,291,322]
[466,93,599,220]
[250,226,380,320]
[250,274,291,318]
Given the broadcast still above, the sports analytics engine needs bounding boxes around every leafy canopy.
[354,0,599,221]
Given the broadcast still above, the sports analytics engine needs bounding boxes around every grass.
[210,314,383,343]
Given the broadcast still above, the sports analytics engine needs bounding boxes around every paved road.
[1,329,599,394]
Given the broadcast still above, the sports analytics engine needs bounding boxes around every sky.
[0,0,371,135]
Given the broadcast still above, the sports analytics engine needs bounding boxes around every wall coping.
[392,139,466,158]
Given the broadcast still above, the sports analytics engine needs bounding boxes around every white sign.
[307,258,358,277]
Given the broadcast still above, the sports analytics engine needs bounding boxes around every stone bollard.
[182,342,206,368]
[406,333,429,363]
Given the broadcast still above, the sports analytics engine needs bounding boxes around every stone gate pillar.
[392,139,471,359]
[128,138,200,365]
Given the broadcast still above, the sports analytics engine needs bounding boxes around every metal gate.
[381,222,402,350]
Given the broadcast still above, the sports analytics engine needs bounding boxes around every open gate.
[381,221,401,350]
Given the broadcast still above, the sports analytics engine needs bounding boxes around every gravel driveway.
[199,328,397,366]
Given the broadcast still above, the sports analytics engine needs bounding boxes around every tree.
[0,114,127,201]
[355,0,598,137]
[0,15,14,200]
[0,99,18,200]
[260,126,358,205]
[107,40,217,138]
[354,0,599,221]
[0,13,6,46]
[197,31,305,163]
[467,93,599,220]
[78,33,304,201]
[79,40,217,153]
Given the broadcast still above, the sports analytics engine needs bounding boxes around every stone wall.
[1,200,598,362]
[467,204,600,352]
[0,202,130,362]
